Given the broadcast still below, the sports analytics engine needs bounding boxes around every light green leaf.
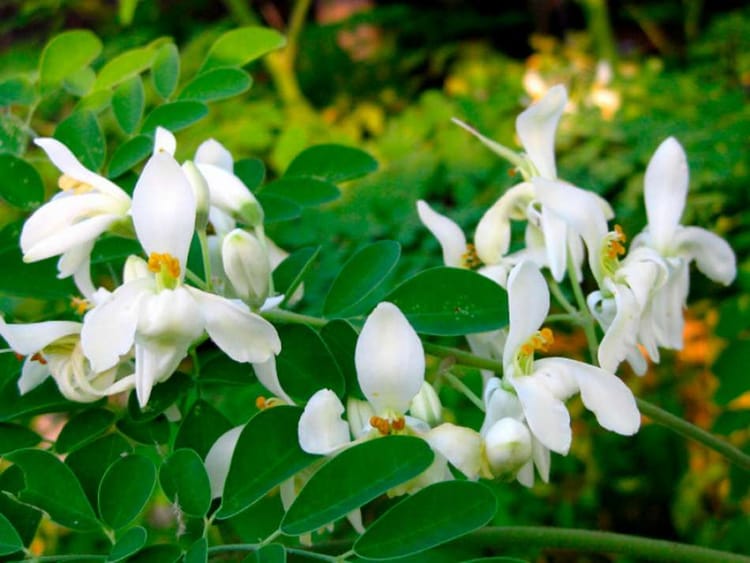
[98,454,157,529]
[93,46,156,91]
[0,423,41,455]
[285,144,378,182]
[386,267,509,336]
[107,134,153,178]
[54,110,106,171]
[354,481,497,560]
[179,67,252,102]
[140,100,208,135]
[118,0,139,26]
[159,449,212,517]
[256,193,301,223]
[75,89,113,114]
[217,406,317,519]
[112,76,145,134]
[151,43,180,99]
[0,153,44,209]
[107,526,147,562]
[6,449,99,531]
[0,77,35,106]
[0,513,23,557]
[282,436,434,536]
[323,240,400,318]
[199,26,286,73]
[63,66,96,97]
[39,30,102,92]
[261,177,340,207]
[55,408,115,454]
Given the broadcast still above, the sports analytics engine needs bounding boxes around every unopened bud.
[238,199,264,228]
[123,255,151,283]
[183,161,210,231]
[346,396,374,439]
[222,229,271,308]
[484,417,532,479]
[409,381,442,426]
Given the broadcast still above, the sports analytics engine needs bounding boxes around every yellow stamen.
[256,396,267,410]
[70,296,90,315]
[30,352,47,365]
[148,252,181,279]
[391,417,406,431]
[58,174,94,194]
[370,415,391,436]
[461,243,482,270]
[516,327,555,374]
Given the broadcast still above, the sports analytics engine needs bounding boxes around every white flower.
[222,228,272,308]
[502,261,640,455]
[80,152,280,407]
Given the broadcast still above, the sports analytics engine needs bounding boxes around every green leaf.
[141,100,208,135]
[354,481,497,560]
[159,449,212,517]
[55,408,115,453]
[217,406,317,518]
[0,153,44,209]
[714,339,750,405]
[0,465,42,547]
[127,372,191,421]
[320,320,364,399]
[129,543,181,563]
[39,30,102,92]
[151,43,180,99]
[107,526,147,562]
[282,436,434,535]
[275,324,344,403]
[98,454,156,529]
[235,158,265,191]
[253,544,286,563]
[54,110,106,171]
[108,134,153,178]
[116,415,170,445]
[257,193,301,223]
[112,76,145,134]
[0,513,23,557]
[387,267,509,336]
[462,558,530,563]
[175,399,233,459]
[272,245,320,306]
[0,77,35,106]
[323,240,401,317]
[285,144,378,183]
[262,177,340,207]
[0,377,80,421]
[66,433,133,509]
[76,89,113,114]
[93,46,156,91]
[179,67,252,102]
[200,26,286,73]
[63,66,96,97]
[0,423,40,455]
[6,449,99,531]
[184,537,208,563]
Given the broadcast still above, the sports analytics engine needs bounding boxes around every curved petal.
[530,358,578,401]
[531,436,551,483]
[298,389,351,455]
[355,302,424,414]
[644,137,688,252]
[539,206,568,281]
[510,373,571,454]
[132,152,196,271]
[474,183,534,265]
[134,339,188,407]
[480,377,524,436]
[484,417,532,477]
[204,425,243,498]
[195,139,234,172]
[425,423,483,479]
[416,200,466,267]
[196,163,262,225]
[0,318,80,354]
[222,228,270,306]
[515,84,567,178]
[504,261,549,368]
[154,127,177,156]
[650,261,689,350]
[674,226,736,285]
[188,289,281,364]
[252,357,293,404]
[18,358,50,394]
[23,214,118,264]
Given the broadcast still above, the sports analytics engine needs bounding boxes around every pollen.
[70,296,90,315]
[461,243,482,269]
[256,396,267,410]
[518,327,555,364]
[148,252,181,279]
[370,415,391,435]
[30,352,47,365]
[606,224,628,260]
[391,417,406,431]
[58,174,94,194]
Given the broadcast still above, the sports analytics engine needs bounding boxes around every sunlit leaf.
[112,76,145,134]
[179,67,252,102]
[200,27,286,73]
[151,43,180,99]
[93,46,156,91]
[108,134,153,178]
[141,100,208,135]
[285,144,378,183]
[54,110,106,171]
[39,30,102,92]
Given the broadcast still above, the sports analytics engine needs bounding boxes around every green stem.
[184,269,209,290]
[262,309,328,328]
[547,278,579,316]
[566,256,599,365]
[287,547,340,561]
[197,229,213,291]
[466,526,750,563]
[636,398,750,471]
[443,371,485,412]
[546,313,581,325]
[422,342,502,373]
[27,556,105,562]
[206,544,340,561]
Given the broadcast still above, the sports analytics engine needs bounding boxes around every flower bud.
[346,396,375,439]
[123,255,151,283]
[484,417,532,479]
[409,381,442,426]
[182,161,210,231]
[222,228,271,308]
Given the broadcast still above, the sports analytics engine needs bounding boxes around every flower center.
[148,252,181,290]
[370,415,406,436]
[255,396,285,409]
[515,327,554,375]
[601,224,627,277]
[461,243,482,269]
[30,352,47,365]
[58,174,94,194]
[70,296,90,315]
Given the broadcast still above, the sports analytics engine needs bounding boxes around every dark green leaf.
[0,513,23,557]
[0,77,35,106]
[0,377,80,421]
[0,153,44,209]
[99,454,157,529]
[184,537,208,563]
[253,544,286,563]
[141,101,208,135]
[285,144,378,183]
[713,409,750,435]
[386,267,509,336]
[320,320,364,399]
[323,241,400,318]
[126,543,181,563]
[116,414,170,445]
[354,481,497,560]
[55,408,115,453]
[272,245,320,305]
[262,177,340,207]
[63,66,96,97]
[127,372,191,421]
[282,436,434,535]
[217,406,317,518]
[151,43,180,99]
[714,339,750,405]
[227,493,284,544]
[112,76,145,134]
[39,30,102,92]
[7,449,99,531]
[200,27,286,73]
[108,134,153,178]
[0,423,41,454]
[91,237,143,263]
[159,449,212,517]
[256,193,301,223]
[54,110,106,171]
[66,433,133,508]
[94,46,156,91]
[0,465,41,547]
[235,158,265,191]
[108,526,147,562]
[0,113,28,154]
[275,324,344,403]
[462,558,530,563]
[175,399,233,459]
[179,68,252,102]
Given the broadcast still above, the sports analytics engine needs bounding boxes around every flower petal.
[195,139,234,172]
[674,226,736,286]
[23,214,118,265]
[474,183,534,264]
[531,437,551,483]
[644,137,688,252]
[252,357,293,404]
[196,163,262,225]
[134,339,188,407]
[298,389,351,455]
[425,423,483,480]
[515,84,567,178]
[484,417,532,477]
[153,127,176,156]
[0,317,81,355]
[510,373,571,454]
[594,281,642,375]
[204,425,243,498]
[355,302,424,414]
[480,377,523,436]
[18,358,50,394]
[539,206,568,281]
[503,261,549,368]
[416,200,466,267]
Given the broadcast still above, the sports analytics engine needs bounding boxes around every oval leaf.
[159,449,212,517]
[0,423,40,455]
[386,267,509,336]
[0,154,44,209]
[320,320,364,399]
[98,454,156,529]
[141,100,208,135]
[63,66,96,97]
[66,433,133,508]
[235,157,265,191]
[0,77,35,106]
[184,537,208,563]
[217,406,317,519]
[200,27,286,73]
[179,67,252,102]
[354,481,497,560]
[282,436,434,535]
[253,543,286,563]
[107,134,153,178]
[256,193,301,223]
[6,449,99,531]
[272,245,320,306]
[285,144,378,183]
[94,46,156,91]
[0,513,23,557]
[129,544,181,563]
[39,30,102,91]
[54,110,106,171]
[112,76,145,134]
[107,526,147,562]
[55,408,115,454]
[323,240,400,317]
[262,177,340,207]
[151,43,180,99]
[174,399,233,459]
